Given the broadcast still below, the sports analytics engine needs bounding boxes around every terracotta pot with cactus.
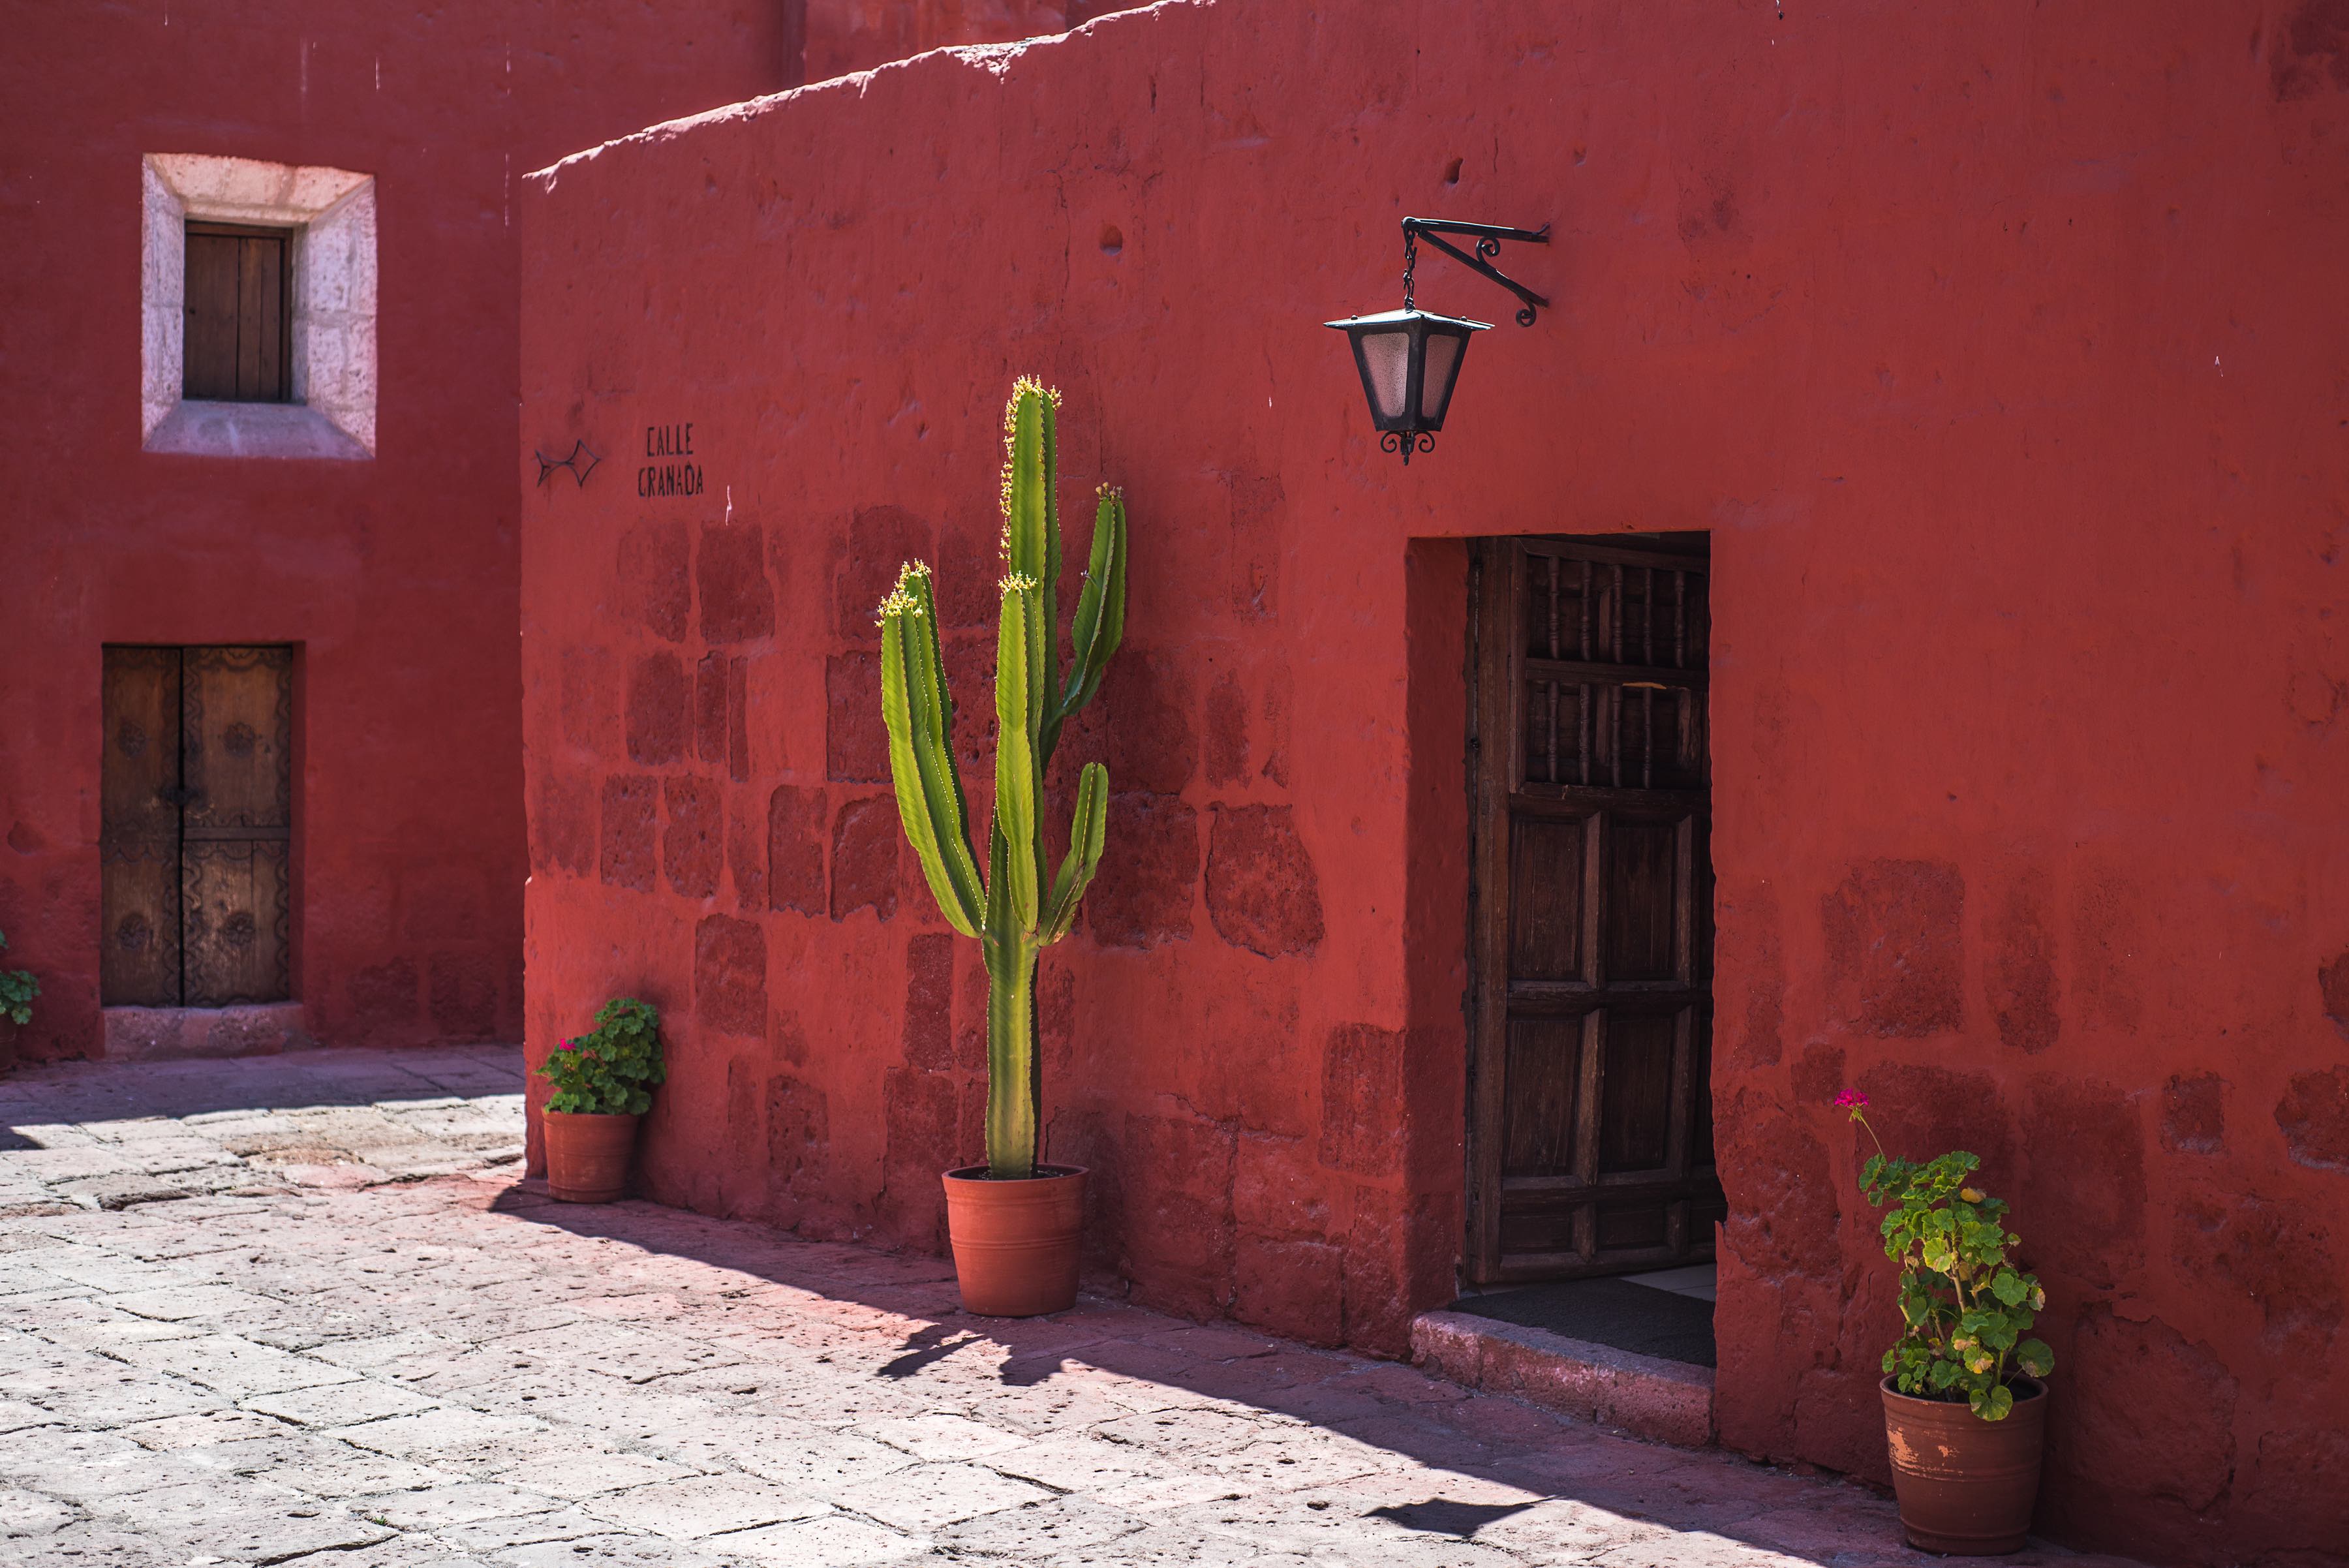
[876,378,1127,1317]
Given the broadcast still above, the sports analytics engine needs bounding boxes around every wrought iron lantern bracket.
[1400,217,1550,326]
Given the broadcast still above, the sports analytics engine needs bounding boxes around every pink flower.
[1834,1089,1868,1109]
[560,1037,583,1051]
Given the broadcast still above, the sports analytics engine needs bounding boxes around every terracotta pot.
[940,1164,1087,1317]
[544,1110,639,1203]
[1881,1375,2048,1554]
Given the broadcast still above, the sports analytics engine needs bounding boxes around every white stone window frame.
[142,153,378,460]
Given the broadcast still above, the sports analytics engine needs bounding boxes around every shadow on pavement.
[487,1184,2121,1568]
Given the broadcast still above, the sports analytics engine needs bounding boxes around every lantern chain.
[1402,228,1417,311]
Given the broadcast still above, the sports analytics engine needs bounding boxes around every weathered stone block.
[1232,1131,1330,1240]
[835,506,932,638]
[1821,859,1963,1036]
[767,785,827,916]
[532,767,594,875]
[1232,1233,1343,1345]
[619,520,690,641]
[826,651,888,782]
[1987,869,2059,1054]
[727,789,767,912]
[560,645,615,751]
[1120,1111,1236,1317]
[1205,804,1325,958]
[883,1065,957,1244]
[1319,1023,1403,1175]
[1057,650,1197,795]
[2160,1072,2226,1154]
[830,795,900,921]
[903,933,955,1071]
[2276,1066,2349,1171]
[2056,1308,2235,1513]
[698,522,773,643]
[1084,794,1197,949]
[1204,671,1249,784]
[662,776,723,899]
[767,1072,831,1216]
[599,775,658,891]
[695,653,730,767]
[626,653,690,767]
[694,915,765,1038]
[2020,1079,2143,1288]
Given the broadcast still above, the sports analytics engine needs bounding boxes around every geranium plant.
[0,929,34,1028]
[1840,1090,2053,1419]
[539,998,664,1115]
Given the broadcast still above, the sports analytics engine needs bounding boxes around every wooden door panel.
[100,649,183,1006]
[183,647,292,833]
[1499,1019,1583,1178]
[1597,1010,1679,1174]
[181,647,291,1006]
[183,839,289,1006]
[1603,816,1686,981]
[1506,816,1588,982]
[1469,536,1720,1283]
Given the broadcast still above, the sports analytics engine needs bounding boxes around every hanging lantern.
[1323,308,1488,464]
[1327,217,1550,466]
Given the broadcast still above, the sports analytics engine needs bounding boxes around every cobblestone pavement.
[0,1049,2143,1568]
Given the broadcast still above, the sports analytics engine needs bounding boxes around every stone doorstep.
[1409,1309,1714,1449]
[102,1004,313,1063]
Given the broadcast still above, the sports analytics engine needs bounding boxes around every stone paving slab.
[0,1047,2153,1567]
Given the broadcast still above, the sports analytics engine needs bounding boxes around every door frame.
[1462,534,1719,1285]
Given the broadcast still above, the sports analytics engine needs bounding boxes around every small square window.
[183,221,293,403]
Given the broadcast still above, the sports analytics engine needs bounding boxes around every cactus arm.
[879,573,983,938]
[1040,762,1109,944]
[1045,486,1128,763]
[992,580,1041,932]
[1002,382,1057,756]
[909,564,977,857]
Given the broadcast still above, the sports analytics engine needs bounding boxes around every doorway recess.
[100,645,294,1007]
[1464,534,1722,1288]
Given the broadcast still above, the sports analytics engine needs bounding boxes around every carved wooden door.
[1466,538,1721,1283]
[100,647,292,1007]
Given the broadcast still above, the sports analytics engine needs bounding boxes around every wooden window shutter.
[183,223,292,403]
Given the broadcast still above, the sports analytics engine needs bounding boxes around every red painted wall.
[518,3,2349,1560]
[0,1,793,1058]
[803,0,1133,81]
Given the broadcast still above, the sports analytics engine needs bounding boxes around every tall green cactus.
[878,378,1128,1179]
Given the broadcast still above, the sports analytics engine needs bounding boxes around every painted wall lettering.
[639,422,704,497]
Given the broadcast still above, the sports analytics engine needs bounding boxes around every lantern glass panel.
[1359,330,1413,420]
[1419,332,1464,421]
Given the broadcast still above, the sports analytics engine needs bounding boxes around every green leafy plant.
[1841,1090,2052,1419]
[538,998,665,1115]
[878,377,1128,1180]
[0,929,35,1028]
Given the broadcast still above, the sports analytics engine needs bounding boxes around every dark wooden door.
[100,647,292,1007]
[100,649,186,1006]
[1466,537,1722,1283]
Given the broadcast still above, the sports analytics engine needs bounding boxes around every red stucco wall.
[802,0,1133,81]
[0,1,793,1058]
[518,3,2349,1560]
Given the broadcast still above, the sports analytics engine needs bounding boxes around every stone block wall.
[520,3,2349,1561]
